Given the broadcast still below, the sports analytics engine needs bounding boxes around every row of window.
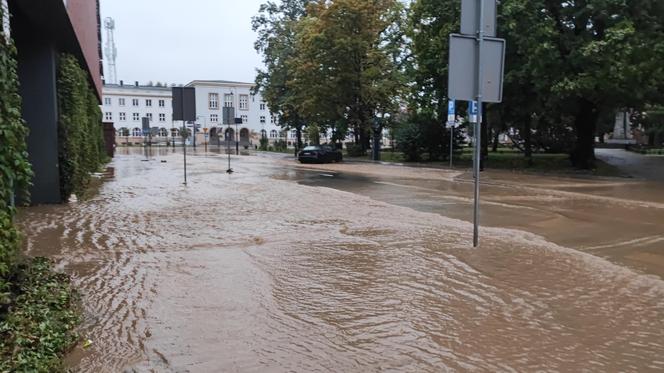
[208,93,267,112]
[104,97,167,108]
[117,127,298,139]
[258,130,298,139]
[118,128,175,137]
[105,112,167,122]
[208,114,261,124]
[105,111,275,126]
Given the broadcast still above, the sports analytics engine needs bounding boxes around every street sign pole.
[447,100,456,168]
[223,107,235,174]
[473,0,485,247]
[449,0,503,247]
[183,121,187,185]
[450,125,454,168]
[226,123,233,173]
[172,87,196,185]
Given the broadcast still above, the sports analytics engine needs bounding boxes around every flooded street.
[18,148,664,372]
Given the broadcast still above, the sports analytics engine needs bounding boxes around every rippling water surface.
[18,149,664,372]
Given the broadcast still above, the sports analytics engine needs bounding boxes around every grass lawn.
[352,148,624,177]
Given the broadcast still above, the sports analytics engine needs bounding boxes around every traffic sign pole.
[450,125,454,169]
[447,100,456,168]
[473,0,485,247]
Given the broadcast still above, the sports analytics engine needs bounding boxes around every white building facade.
[104,80,287,147]
[103,82,176,144]
[186,80,282,147]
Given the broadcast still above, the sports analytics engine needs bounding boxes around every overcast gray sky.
[100,0,266,85]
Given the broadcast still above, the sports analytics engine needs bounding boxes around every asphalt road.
[596,148,664,182]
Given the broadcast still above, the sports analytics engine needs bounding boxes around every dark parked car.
[298,145,343,163]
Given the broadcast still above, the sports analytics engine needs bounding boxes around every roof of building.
[186,80,255,87]
[103,83,173,91]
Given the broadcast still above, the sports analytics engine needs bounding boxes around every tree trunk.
[524,116,533,166]
[480,104,489,171]
[571,100,598,169]
[482,116,489,158]
[492,128,500,152]
[295,127,302,156]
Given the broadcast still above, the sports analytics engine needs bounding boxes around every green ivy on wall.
[57,54,107,201]
[0,5,32,307]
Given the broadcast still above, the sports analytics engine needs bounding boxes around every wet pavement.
[17,148,664,372]
[596,148,664,182]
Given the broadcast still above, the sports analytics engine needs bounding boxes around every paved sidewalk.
[596,148,664,182]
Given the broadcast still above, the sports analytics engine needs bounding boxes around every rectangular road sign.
[223,107,235,125]
[172,87,196,122]
[461,0,497,37]
[447,100,456,124]
[448,33,505,103]
[141,117,150,135]
[469,101,478,123]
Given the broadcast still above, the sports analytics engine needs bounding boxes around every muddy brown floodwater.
[18,148,664,372]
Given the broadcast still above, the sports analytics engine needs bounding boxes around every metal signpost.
[235,117,242,155]
[142,117,150,161]
[223,106,235,173]
[448,0,505,247]
[447,100,456,168]
[172,87,196,185]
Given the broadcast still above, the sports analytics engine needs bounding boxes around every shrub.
[259,137,269,151]
[395,123,423,162]
[273,139,287,152]
[345,143,366,157]
[306,124,320,145]
[0,5,32,308]
[57,54,107,201]
[0,258,80,372]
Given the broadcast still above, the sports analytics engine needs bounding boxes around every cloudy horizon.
[100,0,266,86]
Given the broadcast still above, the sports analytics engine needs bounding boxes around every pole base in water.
[226,168,234,174]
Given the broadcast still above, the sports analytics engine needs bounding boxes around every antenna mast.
[103,17,118,84]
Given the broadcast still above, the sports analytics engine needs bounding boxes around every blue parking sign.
[469,101,478,123]
[447,100,456,124]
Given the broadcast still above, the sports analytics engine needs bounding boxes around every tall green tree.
[253,0,312,151]
[537,0,664,168]
[291,0,406,151]
[406,0,468,161]
[408,0,664,168]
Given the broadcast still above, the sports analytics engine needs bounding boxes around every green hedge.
[0,258,80,372]
[0,5,32,308]
[57,54,107,201]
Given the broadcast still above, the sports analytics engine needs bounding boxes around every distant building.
[106,78,391,150]
[103,82,174,144]
[186,80,281,147]
[7,0,102,203]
